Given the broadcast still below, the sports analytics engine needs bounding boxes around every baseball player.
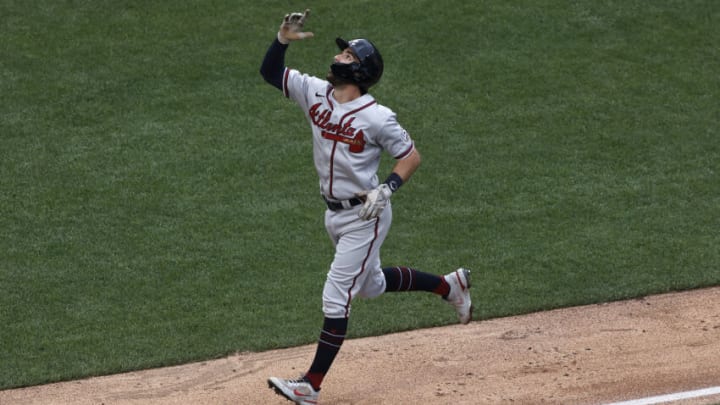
[260,10,472,404]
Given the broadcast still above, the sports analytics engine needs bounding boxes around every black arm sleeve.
[260,38,289,91]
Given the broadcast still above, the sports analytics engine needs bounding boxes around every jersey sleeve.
[377,112,415,160]
[282,68,327,111]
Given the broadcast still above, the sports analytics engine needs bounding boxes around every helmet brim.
[336,37,350,50]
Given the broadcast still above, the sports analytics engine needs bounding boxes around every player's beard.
[326,71,341,87]
[326,69,353,88]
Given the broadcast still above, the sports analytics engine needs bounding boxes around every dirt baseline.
[2,287,720,405]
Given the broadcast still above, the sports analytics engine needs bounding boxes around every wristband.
[383,172,404,193]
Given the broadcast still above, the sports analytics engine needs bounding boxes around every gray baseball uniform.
[282,68,415,317]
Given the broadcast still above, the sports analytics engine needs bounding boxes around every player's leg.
[269,209,381,401]
[383,266,473,324]
[269,316,348,404]
[349,203,473,324]
[305,208,391,391]
[303,315,347,392]
[382,266,449,295]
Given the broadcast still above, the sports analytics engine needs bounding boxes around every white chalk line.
[606,386,720,405]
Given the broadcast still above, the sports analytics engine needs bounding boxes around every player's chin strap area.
[322,195,365,211]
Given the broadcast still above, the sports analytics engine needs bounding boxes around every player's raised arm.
[260,9,314,90]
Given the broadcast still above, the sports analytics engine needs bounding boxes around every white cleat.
[444,268,473,324]
[268,376,319,405]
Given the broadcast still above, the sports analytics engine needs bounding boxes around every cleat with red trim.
[268,376,319,405]
[443,268,473,324]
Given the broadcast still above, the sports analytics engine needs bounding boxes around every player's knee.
[356,282,385,299]
[322,298,348,318]
[322,277,350,317]
[356,269,386,299]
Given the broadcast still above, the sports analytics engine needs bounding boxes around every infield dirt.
[2,287,720,404]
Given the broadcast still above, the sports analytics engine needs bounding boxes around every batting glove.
[357,184,392,220]
[278,9,314,44]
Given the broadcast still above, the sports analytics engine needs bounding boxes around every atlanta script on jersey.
[282,68,415,201]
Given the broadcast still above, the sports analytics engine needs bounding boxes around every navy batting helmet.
[331,37,383,92]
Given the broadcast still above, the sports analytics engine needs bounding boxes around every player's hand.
[278,9,314,44]
[357,184,392,220]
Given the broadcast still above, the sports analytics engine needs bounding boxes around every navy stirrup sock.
[382,266,449,296]
[305,317,348,390]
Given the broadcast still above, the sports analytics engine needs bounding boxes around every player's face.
[334,48,359,64]
[327,48,360,87]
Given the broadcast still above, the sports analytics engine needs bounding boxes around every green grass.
[1,0,719,390]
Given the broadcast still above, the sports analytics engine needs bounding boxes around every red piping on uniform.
[344,217,380,317]
[328,141,338,199]
[326,86,334,109]
[327,99,376,197]
[282,68,290,98]
[324,86,335,197]
[395,143,415,160]
[340,100,376,123]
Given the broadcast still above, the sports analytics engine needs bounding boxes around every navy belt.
[323,196,364,211]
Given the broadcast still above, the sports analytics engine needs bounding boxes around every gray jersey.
[283,68,414,200]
